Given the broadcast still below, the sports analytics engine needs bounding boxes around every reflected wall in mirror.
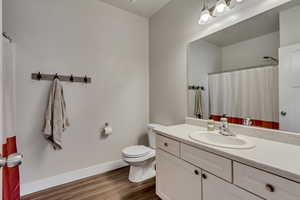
[188,0,300,133]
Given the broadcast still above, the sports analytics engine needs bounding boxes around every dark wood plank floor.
[22,167,160,200]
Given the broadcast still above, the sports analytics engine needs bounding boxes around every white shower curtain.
[1,37,20,200]
[209,66,279,122]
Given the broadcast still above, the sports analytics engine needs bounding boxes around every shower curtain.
[209,66,279,128]
[1,38,20,199]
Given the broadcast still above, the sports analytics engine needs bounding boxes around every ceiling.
[203,0,300,47]
[99,0,172,18]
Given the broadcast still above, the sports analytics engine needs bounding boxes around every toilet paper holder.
[103,122,113,136]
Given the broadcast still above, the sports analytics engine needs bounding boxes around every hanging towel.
[194,89,203,119]
[42,78,70,150]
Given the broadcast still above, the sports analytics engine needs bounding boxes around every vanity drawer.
[181,143,232,182]
[234,162,300,200]
[156,135,180,157]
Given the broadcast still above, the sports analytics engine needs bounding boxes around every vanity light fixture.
[198,0,213,24]
[199,0,246,25]
[213,0,230,16]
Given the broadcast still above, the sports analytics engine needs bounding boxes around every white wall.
[221,32,279,70]
[150,0,291,125]
[4,0,149,185]
[188,40,221,119]
[280,5,300,47]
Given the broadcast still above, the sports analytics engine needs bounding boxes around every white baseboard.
[21,159,128,196]
[157,191,170,200]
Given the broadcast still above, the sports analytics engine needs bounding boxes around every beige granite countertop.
[155,124,300,183]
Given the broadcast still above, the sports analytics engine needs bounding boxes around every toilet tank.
[147,124,160,149]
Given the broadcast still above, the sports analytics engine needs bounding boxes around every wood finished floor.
[22,167,160,200]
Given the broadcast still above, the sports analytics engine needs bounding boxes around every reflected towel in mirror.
[194,89,203,119]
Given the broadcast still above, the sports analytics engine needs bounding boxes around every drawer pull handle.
[202,173,207,179]
[164,142,168,147]
[194,170,199,175]
[265,184,275,192]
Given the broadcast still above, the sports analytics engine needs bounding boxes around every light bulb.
[201,14,210,22]
[199,9,212,24]
[216,3,226,13]
[229,0,245,7]
[213,0,230,16]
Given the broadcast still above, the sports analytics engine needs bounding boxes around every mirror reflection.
[188,1,300,132]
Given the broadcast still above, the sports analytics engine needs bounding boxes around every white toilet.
[122,124,159,183]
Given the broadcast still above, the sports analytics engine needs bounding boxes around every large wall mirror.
[187,0,300,133]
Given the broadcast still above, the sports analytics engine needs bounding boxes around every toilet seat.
[123,149,155,163]
[122,145,152,158]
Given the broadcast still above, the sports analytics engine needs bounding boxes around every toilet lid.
[122,145,152,158]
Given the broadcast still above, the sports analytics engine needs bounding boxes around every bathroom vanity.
[154,119,300,200]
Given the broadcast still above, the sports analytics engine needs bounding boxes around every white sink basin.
[189,131,255,149]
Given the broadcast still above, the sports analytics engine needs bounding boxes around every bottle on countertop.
[207,120,215,131]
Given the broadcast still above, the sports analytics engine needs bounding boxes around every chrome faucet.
[243,118,252,126]
[219,118,235,136]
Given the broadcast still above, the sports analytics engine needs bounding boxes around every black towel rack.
[188,85,205,91]
[32,72,91,84]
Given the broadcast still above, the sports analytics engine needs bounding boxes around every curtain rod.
[208,64,278,75]
[2,32,13,43]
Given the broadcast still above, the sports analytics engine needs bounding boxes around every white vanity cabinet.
[156,149,202,200]
[202,171,262,200]
[156,134,300,200]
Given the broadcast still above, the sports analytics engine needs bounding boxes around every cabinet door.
[203,171,262,200]
[156,149,202,200]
